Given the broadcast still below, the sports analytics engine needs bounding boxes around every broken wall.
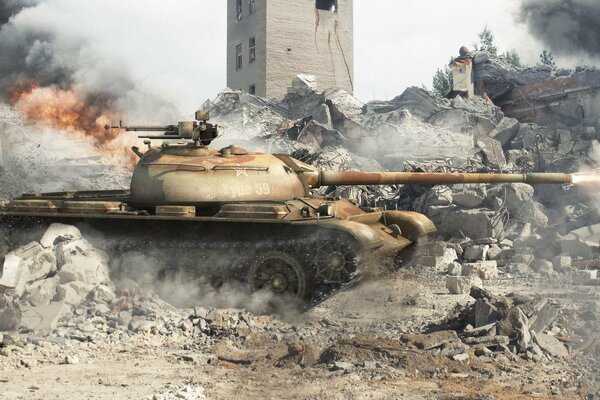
[264,0,354,98]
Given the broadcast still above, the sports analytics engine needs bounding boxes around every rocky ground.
[0,224,599,399]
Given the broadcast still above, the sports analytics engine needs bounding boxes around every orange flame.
[9,81,136,168]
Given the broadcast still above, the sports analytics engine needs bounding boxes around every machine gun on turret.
[104,110,219,149]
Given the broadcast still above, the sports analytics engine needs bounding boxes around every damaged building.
[226,0,354,99]
[450,47,600,130]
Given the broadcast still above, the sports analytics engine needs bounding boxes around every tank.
[0,110,573,302]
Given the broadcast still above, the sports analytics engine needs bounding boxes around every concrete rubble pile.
[431,286,572,360]
[0,224,284,346]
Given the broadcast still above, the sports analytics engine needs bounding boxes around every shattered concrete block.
[552,256,571,272]
[476,136,507,169]
[57,239,110,286]
[453,188,487,208]
[465,322,497,338]
[19,301,68,332]
[529,303,559,334]
[533,333,568,358]
[447,262,462,276]
[463,245,489,262]
[325,89,364,121]
[489,117,520,147]
[561,224,600,258]
[427,207,504,240]
[288,74,319,96]
[497,308,531,354]
[463,261,499,280]
[40,223,82,249]
[25,277,60,307]
[420,248,457,271]
[91,285,116,303]
[0,242,57,296]
[474,299,498,328]
[446,275,482,295]
[486,244,503,260]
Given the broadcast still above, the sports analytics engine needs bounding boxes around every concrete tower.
[227,0,354,99]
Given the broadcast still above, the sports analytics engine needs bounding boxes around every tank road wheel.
[314,241,358,285]
[249,252,309,300]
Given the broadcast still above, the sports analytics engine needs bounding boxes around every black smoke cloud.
[0,0,40,25]
[0,0,177,121]
[519,0,600,58]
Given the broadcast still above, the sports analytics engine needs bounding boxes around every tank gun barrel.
[104,123,178,133]
[314,171,572,187]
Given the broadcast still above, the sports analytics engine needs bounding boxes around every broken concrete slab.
[427,207,505,240]
[561,224,600,258]
[447,262,462,276]
[497,308,531,353]
[533,333,568,358]
[463,261,499,280]
[453,187,487,209]
[489,117,520,147]
[528,303,559,334]
[476,136,507,169]
[465,322,497,338]
[446,275,482,295]
[401,330,459,350]
[0,242,57,296]
[474,298,499,328]
[420,248,457,272]
[19,301,68,332]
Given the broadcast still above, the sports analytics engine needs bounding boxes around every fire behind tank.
[0,110,573,304]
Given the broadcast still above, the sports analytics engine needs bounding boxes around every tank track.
[106,235,362,308]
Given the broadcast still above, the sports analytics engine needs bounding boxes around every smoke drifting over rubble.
[519,0,600,59]
[0,0,178,152]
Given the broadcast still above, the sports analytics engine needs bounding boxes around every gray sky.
[19,0,554,114]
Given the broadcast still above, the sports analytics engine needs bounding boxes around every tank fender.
[382,211,437,241]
